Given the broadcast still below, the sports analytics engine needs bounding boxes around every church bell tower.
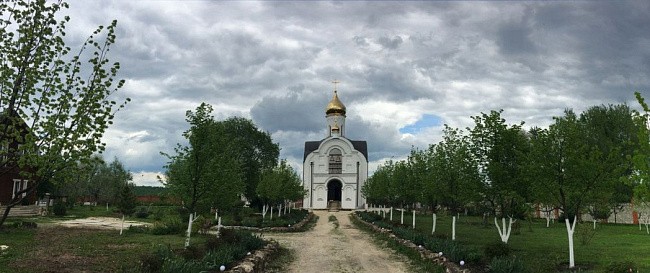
[326,80,346,137]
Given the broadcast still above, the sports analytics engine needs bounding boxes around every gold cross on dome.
[332,79,340,92]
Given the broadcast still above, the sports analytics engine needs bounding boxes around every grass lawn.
[381,211,650,272]
[0,226,204,273]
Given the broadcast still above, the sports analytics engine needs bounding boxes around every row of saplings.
[125,207,309,273]
[355,211,638,273]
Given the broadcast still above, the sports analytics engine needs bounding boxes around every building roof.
[304,139,368,162]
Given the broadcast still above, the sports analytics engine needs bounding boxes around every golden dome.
[326,91,346,115]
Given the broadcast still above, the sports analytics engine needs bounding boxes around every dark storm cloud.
[251,90,327,133]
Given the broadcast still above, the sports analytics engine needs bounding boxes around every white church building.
[302,87,368,210]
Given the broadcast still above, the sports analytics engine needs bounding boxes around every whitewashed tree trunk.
[120,214,125,235]
[278,204,282,217]
[262,204,269,221]
[546,211,551,228]
[185,213,194,248]
[401,209,405,225]
[270,206,273,220]
[289,202,292,214]
[452,216,456,241]
[106,202,109,211]
[565,216,577,268]
[412,210,416,229]
[494,217,514,243]
[639,212,643,231]
[432,213,437,234]
[593,219,596,230]
[390,207,393,221]
[645,216,650,234]
[216,217,223,238]
[215,209,218,220]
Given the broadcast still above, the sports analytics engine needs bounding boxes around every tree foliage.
[162,103,244,214]
[631,92,650,213]
[256,160,304,207]
[0,0,128,227]
[468,110,531,218]
[364,104,638,222]
[220,117,279,205]
[529,106,637,220]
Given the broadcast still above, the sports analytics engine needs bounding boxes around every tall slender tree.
[0,0,128,227]
[162,103,244,214]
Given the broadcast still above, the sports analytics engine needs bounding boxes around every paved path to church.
[265,210,411,273]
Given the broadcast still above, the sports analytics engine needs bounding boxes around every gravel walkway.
[265,210,411,273]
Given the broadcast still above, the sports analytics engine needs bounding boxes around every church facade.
[303,88,368,210]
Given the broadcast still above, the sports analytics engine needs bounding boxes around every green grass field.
[376,211,650,272]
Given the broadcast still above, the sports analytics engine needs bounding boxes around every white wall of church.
[303,137,368,210]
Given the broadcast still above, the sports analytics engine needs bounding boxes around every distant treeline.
[133,186,168,196]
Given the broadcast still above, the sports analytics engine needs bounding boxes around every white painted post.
[452,216,456,241]
[412,210,416,229]
[390,207,393,221]
[565,216,577,268]
[120,214,125,235]
[432,213,437,234]
[401,209,404,225]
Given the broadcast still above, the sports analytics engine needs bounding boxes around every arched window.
[328,148,342,174]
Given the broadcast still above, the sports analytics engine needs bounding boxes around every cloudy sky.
[60,1,650,186]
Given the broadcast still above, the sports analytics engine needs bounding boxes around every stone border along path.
[264,210,413,273]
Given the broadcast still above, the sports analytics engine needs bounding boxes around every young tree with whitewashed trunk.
[162,104,245,215]
[257,160,304,222]
[529,106,638,269]
[0,0,130,227]
[494,217,515,243]
[468,111,531,221]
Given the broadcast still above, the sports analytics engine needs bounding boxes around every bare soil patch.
[55,217,148,230]
[265,210,412,273]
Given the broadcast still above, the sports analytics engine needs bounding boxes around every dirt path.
[265,210,411,273]
[55,217,149,230]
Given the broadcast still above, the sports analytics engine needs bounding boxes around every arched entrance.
[327,179,342,202]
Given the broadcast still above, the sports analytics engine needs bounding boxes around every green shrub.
[53,201,67,216]
[160,257,204,273]
[151,218,185,235]
[241,217,258,227]
[484,241,511,260]
[489,256,528,273]
[135,208,149,219]
[139,252,163,273]
[127,225,150,234]
[177,245,204,260]
[605,260,637,273]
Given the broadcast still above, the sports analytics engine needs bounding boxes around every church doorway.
[327,179,342,202]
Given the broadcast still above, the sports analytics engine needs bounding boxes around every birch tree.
[0,0,128,227]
